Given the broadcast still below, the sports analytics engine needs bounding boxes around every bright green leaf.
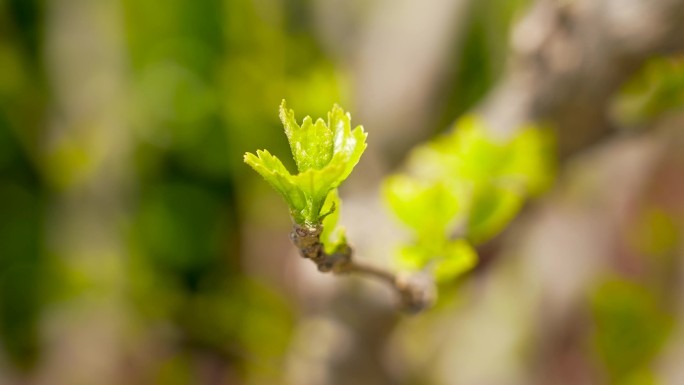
[280,100,334,172]
[243,150,306,222]
[329,105,368,183]
[294,165,345,223]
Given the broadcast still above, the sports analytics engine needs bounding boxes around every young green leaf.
[280,106,334,172]
[245,100,367,225]
[243,150,306,222]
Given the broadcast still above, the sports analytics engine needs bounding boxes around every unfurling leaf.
[245,100,367,226]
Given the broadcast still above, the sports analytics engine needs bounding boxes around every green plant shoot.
[244,100,367,226]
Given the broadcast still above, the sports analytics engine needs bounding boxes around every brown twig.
[290,223,436,313]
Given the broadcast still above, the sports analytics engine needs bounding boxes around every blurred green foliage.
[121,0,342,381]
[0,0,46,369]
[0,162,44,369]
[613,57,684,127]
[591,278,673,385]
[629,207,679,261]
[384,116,554,282]
[435,0,532,130]
[1,0,343,381]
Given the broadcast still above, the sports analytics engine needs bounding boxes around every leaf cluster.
[384,115,555,282]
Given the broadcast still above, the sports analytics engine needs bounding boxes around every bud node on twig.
[289,223,436,313]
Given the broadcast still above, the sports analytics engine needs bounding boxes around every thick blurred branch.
[480,0,684,157]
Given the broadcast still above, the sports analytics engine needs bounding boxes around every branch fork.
[290,224,436,313]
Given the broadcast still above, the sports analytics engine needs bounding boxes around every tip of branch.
[395,272,437,314]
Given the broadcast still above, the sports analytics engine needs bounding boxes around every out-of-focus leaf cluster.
[613,56,684,127]
[590,278,673,384]
[384,115,555,282]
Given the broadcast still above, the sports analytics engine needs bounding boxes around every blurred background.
[1,0,684,384]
